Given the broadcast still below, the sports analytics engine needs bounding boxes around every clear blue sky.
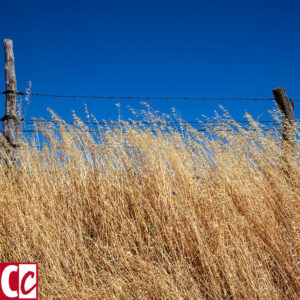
[0,0,299,124]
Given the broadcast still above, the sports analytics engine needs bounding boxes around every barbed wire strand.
[19,128,279,133]
[19,120,283,125]
[2,91,300,102]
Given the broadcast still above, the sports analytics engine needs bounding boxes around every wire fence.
[1,90,299,136]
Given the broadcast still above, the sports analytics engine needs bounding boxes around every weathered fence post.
[2,39,17,161]
[272,87,295,174]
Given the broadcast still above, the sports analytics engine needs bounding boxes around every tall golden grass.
[0,108,299,299]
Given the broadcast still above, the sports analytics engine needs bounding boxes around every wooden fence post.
[2,39,17,161]
[272,87,295,174]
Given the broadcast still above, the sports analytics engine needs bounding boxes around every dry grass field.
[0,109,299,299]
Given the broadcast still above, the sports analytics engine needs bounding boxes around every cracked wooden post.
[272,87,295,175]
[3,39,17,162]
